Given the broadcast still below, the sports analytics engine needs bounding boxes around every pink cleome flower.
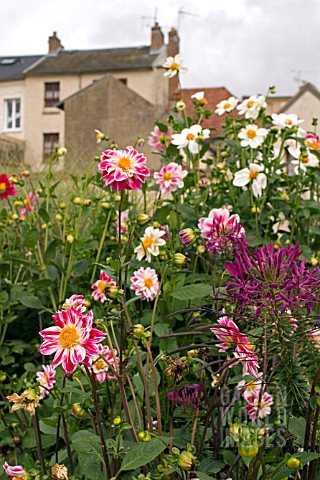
[3,462,26,479]
[91,271,117,303]
[198,208,246,254]
[0,174,16,200]
[39,307,105,374]
[154,162,188,194]
[36,364,56,398]
[130,267,160,301]
[148,126,171,153]
[244,390,273,420]
[99,146,150,192]
[91,344,119,383]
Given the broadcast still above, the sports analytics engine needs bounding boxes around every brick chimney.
[150,22,164,51]
[48,32,64,53]
[168,28,180,103]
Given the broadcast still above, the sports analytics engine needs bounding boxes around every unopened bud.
[55,146,67,157]
[100,202,111,209]
[173,253,187,266]
[66,234,74,244]
[59,202,66,210]
[55,213,63,222]
[21,170,30,177]
[112,416,122,427]
[269,85,276,94]
[73,197,81,205]
[137,213,151,226]
[177,451,196,471]
[138,431,152,442]
[72,403,86,419]
[286,457,301,470]
[179,228,196,247]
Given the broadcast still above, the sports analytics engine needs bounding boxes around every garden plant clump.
[1,57,320,480]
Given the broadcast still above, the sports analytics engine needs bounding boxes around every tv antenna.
[141,7,158,28]
[177,7,200,31]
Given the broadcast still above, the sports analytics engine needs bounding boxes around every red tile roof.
[181,87,237,136]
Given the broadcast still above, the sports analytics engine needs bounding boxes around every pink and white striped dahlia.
[154,162,188,194]
[36,364,56,398]
[39,308,105,374]
[92,271,117,303]
[3,462,27,479]
[198,208,246,254]
[130,267,160,301]
[91,344,119,383]
[148,125,171,153]
[116,209,129,235]
[244,390,273,420]
[62,294,87,313]
[210,316,241,352]
[99,146,150,192]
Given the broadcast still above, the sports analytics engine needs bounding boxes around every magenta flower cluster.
[167,383,202,412]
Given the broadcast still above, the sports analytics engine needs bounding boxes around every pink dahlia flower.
[3,462,26,479]
[233,348,260,378]
[0,174,16,200]
[148,125,171,153]
[91,271,117,303]
[99,146,150,191]
[20,192,39,217]
[244,390,273,420]
[154,162,188,194]
[62,294,87,313]
[116,209,129,235]
[36,364,56,398]
[210,316,241,352]
[91,344,119,382]
[130,267,160,301]
[39,307,105,374]
[198,208,246,254]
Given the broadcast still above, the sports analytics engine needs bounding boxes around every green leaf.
[23,228,39,248]
[32,278,53,289]
[72,259,89,276]
[287,416,306,446]
[45,239,59,263]
[38,208,50,223]
[170,283,212,301]
[119,438,166,472]
[194,472,216,480]
[71,430,102,457]
[19,295,45,310]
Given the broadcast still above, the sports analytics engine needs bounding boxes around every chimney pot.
[150,23,164,52]
[48,31,64,53]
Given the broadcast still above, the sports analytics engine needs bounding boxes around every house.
[0,25,179,171]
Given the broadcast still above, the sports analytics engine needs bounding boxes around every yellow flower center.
[247,100,255,108]
[118,157,132,171]
[143,237,153,249]
[199,98,207,105]
[163,172,172,181]
[246,342,254,350]
[97,280,108,293]
[259,401,265,409]
[301,156,309,164]
[95,358,106,371]
[144,277,154,288]
[308,141,320,150]
[170,62,179,70]
[224,102,231,109]
[159,135,168,145]
[186,133,195,140]
[59,325,80,349]
[285,119,293,125]
[246,129,257,139]
[96,132,103,140]
[24,198,30,206]
[249,170,258,180]
[40,375,48,386]
[0,182,6,192]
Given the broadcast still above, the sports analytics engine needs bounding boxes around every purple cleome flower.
[225,242,320,317]
[168,383,202,412]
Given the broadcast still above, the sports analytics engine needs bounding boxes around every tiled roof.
[27,46,163,76]
[0,55,42,81]
[181,87,237,136]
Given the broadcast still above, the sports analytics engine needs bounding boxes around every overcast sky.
[1,0,320,97]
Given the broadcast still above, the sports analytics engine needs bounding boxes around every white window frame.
[4,98,22,131]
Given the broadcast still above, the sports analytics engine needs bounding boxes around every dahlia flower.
[6,389,40,416]
[116,209,129,235]
[148,125,171,153]
[98,146,150,191]
[3,462,27,479]
[20,192,39,217]
[210,315,242,352]
[91,271,117,303]
[215,97,239,115]
[168,384,202,412]
[62,294,87,313]
[271,113,304,129]
[154,162,188,194]
[91,344,119,382]
[225,242,320,317]
[191,91,207,106]
[134,226,166,262]
[36,364,56,398]
[288,146,319,174]
[39,307,105,374]
[162,54,187,78]
[233,163,267,198]
[0,174,16,200]
[198,208,246,254]
[171,124,210,154]
[238,125,268,149]
[237,95,266,120]
[130,266,160,301]
[179,228,196,247]
[244,390,273,420]
[305,133,320,151]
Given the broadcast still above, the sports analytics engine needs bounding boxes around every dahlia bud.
[72,403,86,419]
[286,457,301,470]
[173,253,187,266]
[21,170,30,177]
[176,100,186,111]
[131,324,150,340]
[0,371,7,382]
[177,451,196,471]
[197,245,206,254]
[55,146,67,157]
[55,213,63,221]
[14,200,23,206]
[311,257,318,267]
[95,129,109,143]
[106,285,120,300]
[11,213,19,221]
[137,136,145,147]
[83,199,91,206]
[66,234,74,244]
[59,202,66,210]
[138,430,151,442]
[230,422,242,442]
[100,202,111,209]
[238,441,259,458]
[137,213,151,226]
[269,85,276,94]
[179,228,196,247]
[112,416,122,427]
[73,197,81,205]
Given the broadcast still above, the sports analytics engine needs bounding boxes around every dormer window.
[44,82,60,107]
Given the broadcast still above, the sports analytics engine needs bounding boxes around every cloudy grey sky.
[1,0,319,97]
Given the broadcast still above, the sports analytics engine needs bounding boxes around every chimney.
[48,32,64,53]
[167,28,180,103]
[150,22,164,51]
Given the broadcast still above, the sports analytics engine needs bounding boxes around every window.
[5,98,21,130]
[43,133,59,157]
[44,82,60,107]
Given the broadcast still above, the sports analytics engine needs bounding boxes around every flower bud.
[11,213,19,221]
[137,213,151,226]
[73,197,81,205]
[83,199,91,206]
[176,100,186,111]
[21,170,30,177]
[106,285,120,300]
[55,146,67,157]
[55,213,63,222]
[286,457,301,470]
[238,441,259,458]
[138,431,151,442]
[66,234,74,244]
[197,245,206,254]
[72,403,86,418]
[137,136,145,147]
[114,194,121,202]
[269,85,276,94]
[230,422,242,442]
[179,228,196,247]
[173,253,187,266]
[112,416,122,427]
[59,202,66,210]
[177,451,196,471]
[41,223,48,230]
[132,324,147,340]
[311,257,318,267]
[0,371,7,382]
[14,200,23,206]
[100,202,111,209]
